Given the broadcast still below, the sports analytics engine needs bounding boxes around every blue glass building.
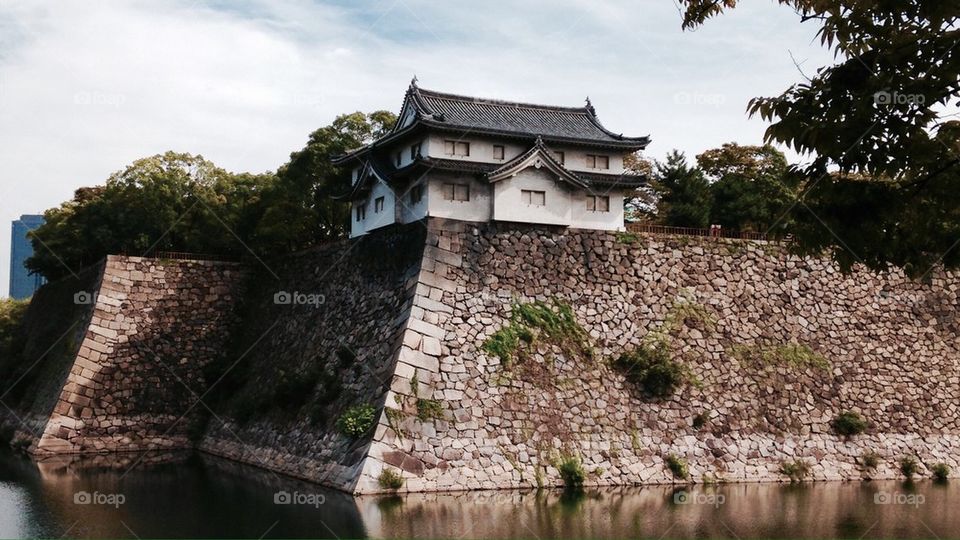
[9,214,46,299]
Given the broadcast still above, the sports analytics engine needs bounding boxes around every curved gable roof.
[392,80,650,150]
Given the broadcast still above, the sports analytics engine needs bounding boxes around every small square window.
[443,183,470,201]
[355,203,366,221]
[555,151,565,165]
[586,195,610,212]
[410,184,423,204]
[374,196,385,213]
[445,140,470,157]
[597,155,610,169]
[410,143,422,160]
[493,145,505,160]
[522,190,546,206]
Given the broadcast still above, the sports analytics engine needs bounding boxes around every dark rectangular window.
[555,151,565,165]
[395,152,402,166]
[586,195,610,212]
[442,183,470,201]
[355,203,366,221]
[410,142,422,160]
[374,196,385,213]
[493,145,505,160]
[587,154,610,169]
[410,184,423,204]
[444,140,470,157]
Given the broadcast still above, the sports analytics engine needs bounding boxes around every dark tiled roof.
[404,84,650,150]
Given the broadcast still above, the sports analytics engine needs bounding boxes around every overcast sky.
[0,0,835,296]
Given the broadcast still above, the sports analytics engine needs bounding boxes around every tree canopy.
[27,110,396,281]
[678,0,960,275]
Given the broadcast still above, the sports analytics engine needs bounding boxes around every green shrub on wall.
[932,463,950,482]
[337,403,377,438]
[557,455,585,490]
[780,459,811,483]
[665,454,689,480]
[900,456,919,479]
[482,299,591,367]
[613,338,692,398]
[378,469,404,490]
[731,343,829,371]
[831,411,868,437]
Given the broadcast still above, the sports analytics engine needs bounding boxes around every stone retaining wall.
[33,255,245,454]
[359,219,960,492]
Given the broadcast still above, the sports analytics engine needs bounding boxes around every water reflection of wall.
[359,483,960,539]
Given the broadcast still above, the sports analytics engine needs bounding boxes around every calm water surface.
[0,448,957,539]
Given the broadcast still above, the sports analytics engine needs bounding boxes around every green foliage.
[731,343,829,371]
[678,1,960,276]
[664,293,716,332]
[698,143,797,234]
[27,110,397,281]
[557,455,585,490]
[378,469,404,490]
[0,298,29,360]
[831,411,868,437]
[652,150,712,228]
[692,411,710,430]
[780,459,811,483]
[482,300,591,367]
[860,451,880,470]
[416,398,444,421]
[613,338,690,398]
[337,404,377,438]
[615,232,639,244]
[931,463,950,482]
[665,454,689,480]
[900,456,919,479]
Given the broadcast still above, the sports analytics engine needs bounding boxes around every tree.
[697,143,796,233]
[27,152,275,281]
[623,152,658,221]
[252,110,397,253]
[652,150,712,228]
[678,0,960,275]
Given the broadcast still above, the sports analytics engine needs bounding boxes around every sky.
[0,0,836,296]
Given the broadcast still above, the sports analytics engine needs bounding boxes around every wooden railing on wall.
[625,223,782,242]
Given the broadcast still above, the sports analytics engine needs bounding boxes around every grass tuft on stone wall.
[731,343,829,371]
[665,454,690,480]
[613,338,694,398]
[337,403,377,438]
[557,455,586,490]
[378,469,404,490]
[482,299,591,367]
[780,459,811,483]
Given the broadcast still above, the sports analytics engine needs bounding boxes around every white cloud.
[0,0,833,294]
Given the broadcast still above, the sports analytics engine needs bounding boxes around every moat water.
[0,448,957,539]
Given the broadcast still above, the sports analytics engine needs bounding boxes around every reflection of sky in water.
[1,450,959,539]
